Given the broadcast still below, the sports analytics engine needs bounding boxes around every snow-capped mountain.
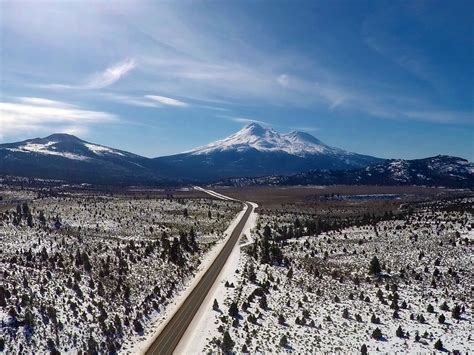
[188,123,336,156]
[0,134,166,184]
[155,123,382,180]
[216,155,474,189]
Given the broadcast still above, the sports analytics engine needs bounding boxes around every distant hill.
[0,134,171,185]
[214,156,474,189]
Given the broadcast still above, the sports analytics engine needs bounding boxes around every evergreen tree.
[369,256,382,275]
[133,318,143,334]
[259,294,268,310]
[451,304,461,319]
[228,302,239,318]
[434,339,443,350]
[372,327,383,340]
[279,335,288,347]
[396,325,404,338]
[222,331,235,352]
[213,299,219,311]
[169,238,183,265]
[342,308,349,319]
[189,228,198,251]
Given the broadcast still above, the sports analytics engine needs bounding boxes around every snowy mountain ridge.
[2,133,133,161]
[0,134,163,184]
[188,123,345,157]
[216,155,474,189]
[1,127,471,185]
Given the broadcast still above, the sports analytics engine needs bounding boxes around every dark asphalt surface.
[146,201,253,355]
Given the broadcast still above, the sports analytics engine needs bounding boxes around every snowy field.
[0,188,240,353]
[201,197,473,353]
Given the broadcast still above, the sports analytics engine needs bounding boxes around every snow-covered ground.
[129,198,249,354]
[201,197,474,353]
[0,189,241,353]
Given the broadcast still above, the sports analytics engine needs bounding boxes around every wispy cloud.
[217,115,270,126]
[44,59,136,90]
[145,95,189,107]
[103,93,191,108]
[2,1,471,130]
[103,94,161,108]
[0,97,117,138]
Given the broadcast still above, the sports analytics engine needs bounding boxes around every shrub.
[372,327,383,340]
[369,256,382,275]
[452,305,461,319]
[396,325,404,338]
[222,331,235,352]
[434,339,443,350]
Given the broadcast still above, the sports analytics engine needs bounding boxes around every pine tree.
[38,211,46,225]
[133,318,143,333]
[440,301,449,311]
[189,228,198,251]
[372,327,383,340]
[361,344,368,355]
[396,325,404,338]
[342,308,349,319]
[434,339,443,350]
[222,331,235,352]
[451,304,461,319]
[228,302,239,318]
[369,256,382,275]
[213,299,219,311]
[259,294,268,310]
[279,335,288,347]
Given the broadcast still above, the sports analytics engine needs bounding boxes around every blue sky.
[0,0,472,159]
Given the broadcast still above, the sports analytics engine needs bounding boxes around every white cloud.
[145,95,189,107]
[44,59,136,90]
[103,94,161,108]
[218,115,269,127]
[0,97,117,138]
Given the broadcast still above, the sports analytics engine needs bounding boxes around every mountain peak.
[285,131,323,145]
[44,133,84,142]
[239,122,268,137]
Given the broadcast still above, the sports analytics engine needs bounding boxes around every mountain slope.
[0,134,167,184]
[215,156,474,189]
[154,123,383,180]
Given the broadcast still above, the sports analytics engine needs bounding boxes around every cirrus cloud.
[145,95,189,107]
[0,97,117,139]
[43,59,136,90]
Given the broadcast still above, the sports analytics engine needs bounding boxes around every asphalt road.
[146,201,253,355]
